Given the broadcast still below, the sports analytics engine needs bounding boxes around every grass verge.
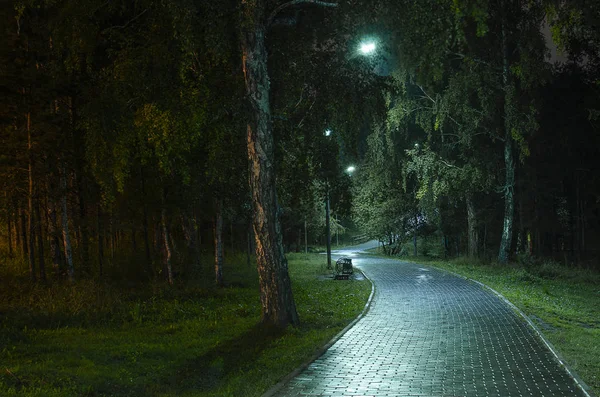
[396,254,599,396]
[0,253,371,396]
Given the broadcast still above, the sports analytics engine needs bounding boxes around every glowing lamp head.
[359,42,376,55]
[325,129,332,137]
[346,166,356,174]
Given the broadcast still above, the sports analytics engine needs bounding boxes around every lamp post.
[325,183,332,269]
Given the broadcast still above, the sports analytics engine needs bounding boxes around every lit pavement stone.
[271,245,588,397]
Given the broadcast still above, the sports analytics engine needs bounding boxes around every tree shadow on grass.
[157,323,286,394]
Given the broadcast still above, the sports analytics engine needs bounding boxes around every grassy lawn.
[0,253,371,396]
[393,254,600,396]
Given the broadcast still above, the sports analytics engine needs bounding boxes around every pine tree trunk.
[35,199,46,281]
[61,164,75,281]
[214,199,224,286]
[498,4,515,265]
[15,203,21,254]
[20,204,28,260]
[7,208,14,257]
[241,1,299,328]
[97,208,104,277]
[466,195,479,258]
[77,175,89,271]
[48,197,61,277]
[161,208,173,285]
[140,171,152,275]
[27,112,36,282]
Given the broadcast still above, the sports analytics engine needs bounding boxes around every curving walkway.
[271,243,588,397]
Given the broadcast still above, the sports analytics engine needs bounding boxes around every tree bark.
[498,3,515,265]
[20,204,28,259]
[27,111,36,282]
[61,164,75,281]
[241,0,299,328]
[77,174,89,271]
[7,208,14,257]
[48,197,62,277]
[466,195,479,258]
[161,207,173,285]
[214,199,224,286]
[98,207,104,277]
[35,199,46,281]
[140,169,152,275]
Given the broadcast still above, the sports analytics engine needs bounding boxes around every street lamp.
[325,129,332,137]
[346,165,356,174]
[359,41,377,55]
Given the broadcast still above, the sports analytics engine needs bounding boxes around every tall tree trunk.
[304,218,307,254]
[20,204,28,259]
[241,1,299,328]
[98,208,104,277]
[498,4,515,265]
[15,203,21,254]
[27,111,36,282]
[61,164,75,281]
[161,208,173,285]
[7,208,14,258]
[140,170,152,275]
[48,197,61,277]
[77,174,89,272]
[466,194,479,258]
[35,199,46,281]
[325,188,332,269]
[214,199,224,286]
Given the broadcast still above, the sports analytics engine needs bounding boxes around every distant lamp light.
[346,165,356,174]
[325,129,332,137]
[359,41,376,55]
[414,143,420,149]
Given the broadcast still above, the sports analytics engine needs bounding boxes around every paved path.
[273,244,587,397]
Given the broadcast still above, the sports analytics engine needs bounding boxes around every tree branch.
[102,9,148,33]
[267,0,338,27]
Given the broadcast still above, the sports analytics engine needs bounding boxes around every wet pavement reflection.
[272,242,587,397]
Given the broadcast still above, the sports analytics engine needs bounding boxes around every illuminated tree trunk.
[466,194,479,258]
[240,0,299,328]
[498,4,515,265]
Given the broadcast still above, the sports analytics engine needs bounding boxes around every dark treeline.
[0,0,381,293]
[1,0,599,326]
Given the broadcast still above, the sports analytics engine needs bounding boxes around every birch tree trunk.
[466,195,479,258]
[241,0,299,327]
[61,164,75,281]
[214,199,224,286]
[498,4,516,265]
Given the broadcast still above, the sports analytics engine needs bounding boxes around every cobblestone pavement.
[272,247,587,397]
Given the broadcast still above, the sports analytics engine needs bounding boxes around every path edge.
[261,268,376,397]
[428,264,596,397]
